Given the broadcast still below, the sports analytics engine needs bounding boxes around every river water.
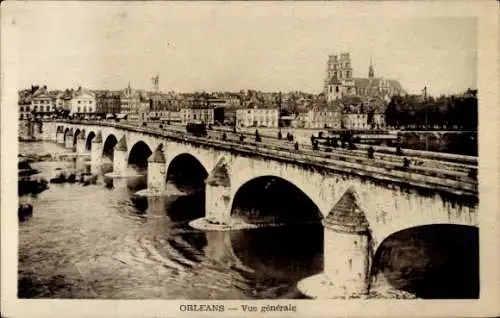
[18,141,478,299]
[18,141,325,299]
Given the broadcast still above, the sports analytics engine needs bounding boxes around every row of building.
[235,105,386,130]
[18,52,403,130]
[18,89,388,130]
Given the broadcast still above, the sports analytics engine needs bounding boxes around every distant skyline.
[14,3,477,96]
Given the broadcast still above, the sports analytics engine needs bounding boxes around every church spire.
[368,56,375,79]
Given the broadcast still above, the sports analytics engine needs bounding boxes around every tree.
[367,110,375,129]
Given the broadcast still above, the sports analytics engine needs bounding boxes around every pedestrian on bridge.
[396,145,403,156]
[255,129,261,142]
[368,146,374,159]
[294,141,299,151]
[403,157,410,168]
[312,139,319,151]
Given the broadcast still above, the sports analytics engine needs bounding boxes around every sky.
[12,2,477,95]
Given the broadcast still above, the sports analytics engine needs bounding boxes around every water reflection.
[230,224,323,283]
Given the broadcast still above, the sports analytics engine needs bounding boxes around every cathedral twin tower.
[323,52,403,103]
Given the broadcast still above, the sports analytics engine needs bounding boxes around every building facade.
[54,92,66,111]
[305,109,342,129]
[180,107,215,125]
[31,90,55,115]
[372,113,386,129]
[120,83,140,114]
[18,90,32,120]
[236,107,279,128]
[95,91,121,115]
[342,113,369,130]
[69,90,96,116]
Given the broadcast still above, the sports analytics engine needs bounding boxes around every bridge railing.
[49,120,478,196]
[216,125,477,165]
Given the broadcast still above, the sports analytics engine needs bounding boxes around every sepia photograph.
[2,1,499,317]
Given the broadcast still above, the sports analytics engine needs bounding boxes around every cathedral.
[324,53,405,104]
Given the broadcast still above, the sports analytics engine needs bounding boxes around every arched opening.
[128,141,152,171]
[73,128,81,146]
[370,224,479,299]
[85,131,96,151]
[165,153,208,221]
[63,128,70,143]
[166,153,208,191]
[101,134,118,174]
[102,134,118,161]
[231,176,322,225]
[56,126,64,140]
[229,176,323,286]
[127,141,152,191]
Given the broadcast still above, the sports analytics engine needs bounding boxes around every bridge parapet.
[46,120,478,198]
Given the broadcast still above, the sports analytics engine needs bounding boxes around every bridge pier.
[76,133,86,154]
[90,132,103,175]
[205,183,231,225]
[146,147,167,194]
[298,190,372,298]
[41,122,53,141]
[56,131,64,145]
[64,136,74,150]
[112,136,128,176]
[32,122,43,140]
[205,159,232,225]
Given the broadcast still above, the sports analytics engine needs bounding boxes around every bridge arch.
[55,126,64,141]
[85,131,96,151]
[63,127,72,143]
[166,153,208,191]
[229,175,324,281]
[369,224,479,299]
[354,184,478,251]
[230,175,323,225]
[73,128,82,146]
[128,140,153,171]
[102,134,118,161]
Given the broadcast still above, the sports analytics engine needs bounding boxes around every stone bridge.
[34,120,478,298]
